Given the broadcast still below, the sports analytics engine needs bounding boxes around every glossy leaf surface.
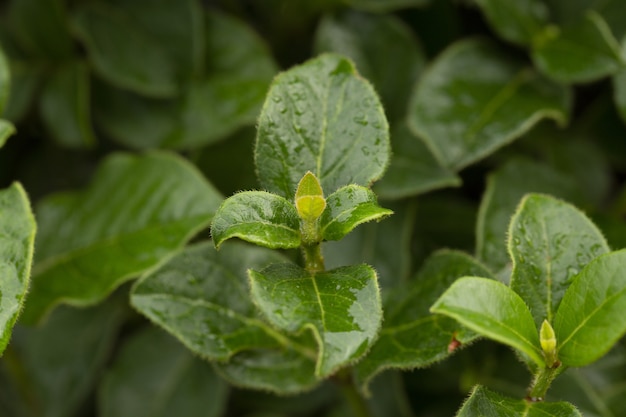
[431,276,544,367]
[476,158,579,273]
[211,191,300,249]
[474,0,549,45]
[23,152,222,324]
[0,183,35,355]
[320,185,392,241]
[555,250,626,367]
[457,385,582,416]
[509,194,610,327]
[255,53,390,200]
[356,250,493,392]
[408,38,570,170]
[39,61,96,148]
[532,12,625,83]
[131,242,288,361]
[249,263,382,377]
[99,326,228,417]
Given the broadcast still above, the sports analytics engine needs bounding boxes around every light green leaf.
[320,185,392,241]
[355,250,494,393]
[214,347,319,395]
[211,191,300,249]
[431,276,544,367]
[131,242,295,361]
[373,122,461,199]
[249,263,382,377]
[0,120,15,149]
[0,183,35,355]
[457,385,582,416]
[22,152,222,324]
[39,61,96,149]
[314,10,425,122]
[555,250,626,367]
[408,38,571,171]
[509,194,610,327]
[474,0,549,46]
[344,0,429,13]
[532,11,625,84]
[8,300,125,417]
[99,326,228,417]
[476,158,579,273]
[255,53,390,200]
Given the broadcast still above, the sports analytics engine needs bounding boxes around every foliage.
[1,0,626,416]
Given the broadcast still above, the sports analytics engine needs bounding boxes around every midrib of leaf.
[542,217,554,323]
[465,68,532,141]
[310,275,328,332]
[227,220,299,234]
[318,77,351,184]
[316,76,331,181]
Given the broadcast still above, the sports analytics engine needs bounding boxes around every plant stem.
[527,364,564,401]
[334,369,374,417]
[302,242,325,272]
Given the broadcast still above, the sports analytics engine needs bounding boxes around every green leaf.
[99,326,228,417]
[431,276,544,367]
[373,123,461,200]
[457,385,582,416]
[8,300,125,417]
[314,10,426,122]
[355,250,494,393]
[0,47,8,114]
[532,11,625,84]
[249,263,382,377]
[474,0,549,45]
[214,347,319,395]
[555,250,626,367]
[4,62,46,123]
[614,69,626,126]
[476,158,579,273]
[408,38,571,171]
[0,183,35,355]
[344,0,430,13]
[508,194,610,327]
[93,10,277,150]
[0,120,15,149]
[211,191,300,249]
[39,61,96,149]
[22,152,222,324]
[131,242,299,361]
[320,185,392,241]
[255,53,390,200]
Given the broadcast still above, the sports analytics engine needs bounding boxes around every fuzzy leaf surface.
[509,194,610,327]
[408,38,570,170]
[555,250,626,367]
[23,152,222,324]
[457,385,582,416]
[431,276,544,367]
[99,326,228,417]
[249,263,382,377]
[320,185,392,241]
[355,250,493,392]
[131,242,289,361]
[255,53,389,200]
[211,191,300,249]
[0,183,35,355]
[475,0,549,45]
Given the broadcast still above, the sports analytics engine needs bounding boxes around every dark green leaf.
[476,158,579,274]
[615,69,626,125]
[408,38,571,170]
[374,123,461,199]
[3,61,44,123]
[431,276,544,367]
[314,10,425,122]
[457,385,582,416]
[9,300,125,417]
[532,12,625,84]
[0,47,8,114]
[344,0,429,13]
[249,263,382,377]
[0,121,15,149]
[0,183,35,355]
[320,185,392,241]
[355,250,494,393]
[474,0,549,45]
[39,61,96,149]
[99,326,228,417]
[211,191,300,249]
[509,193,610,327]
[131,242,296,361]
[255,53,390,200]
[555,250,626,367]
[23,152,222,324]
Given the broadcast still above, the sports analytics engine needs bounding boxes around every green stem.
[302,242,325,273]
[334,369,374,417]
[528,364,564,401]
